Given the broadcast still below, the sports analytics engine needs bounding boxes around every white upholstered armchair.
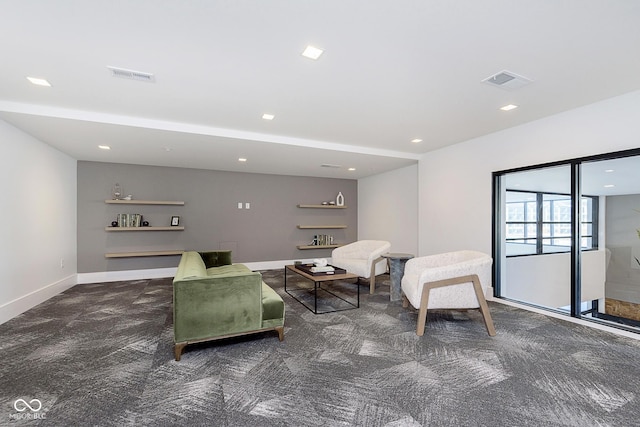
[331,240,391,294]
[401,250,496,336]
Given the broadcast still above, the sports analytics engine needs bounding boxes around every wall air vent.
[320,164,342,168]
[107,66,155,83]
[482,70,532,90]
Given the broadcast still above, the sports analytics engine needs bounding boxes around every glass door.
[497,165,574,312]
[493,148,640,333]
[580,156,640,331]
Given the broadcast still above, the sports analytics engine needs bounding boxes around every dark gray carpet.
[2,270,640,426]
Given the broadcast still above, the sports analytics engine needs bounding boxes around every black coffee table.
[284,264,360,314]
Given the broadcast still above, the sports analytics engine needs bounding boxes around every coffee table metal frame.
[284,265,360,314]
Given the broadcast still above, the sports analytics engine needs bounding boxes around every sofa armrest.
[174,251,208,281]
[173,271,263,343]
[199,250,232,268]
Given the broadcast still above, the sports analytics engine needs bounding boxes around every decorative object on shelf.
[321,201,329,205]
[142,221,149,226]
[123,195,133,200]
[112,183,122,200]
[111,221,118,227]
[336,191,345,206]
[171,216,180,226]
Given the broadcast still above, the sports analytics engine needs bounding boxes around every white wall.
[418,89,640,257]
[504,250,606,308]
[0,119,77,324]
[358,164,418,255]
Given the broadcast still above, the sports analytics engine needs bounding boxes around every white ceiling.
[1,0,640,179]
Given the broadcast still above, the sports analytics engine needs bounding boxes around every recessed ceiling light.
[262,113,275,120]
[411,139,422,143]
[604,184,615,188]
[500,104,519,111]
[98,145,111,150]
[238,158,247,162]
[26,76,51,87]
[302,45,324,60]
[348,167,356,171]
[605,169,614,173]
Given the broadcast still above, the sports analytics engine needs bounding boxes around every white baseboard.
[243,258,319,271]
[0,274,76,325]
[493,298,640,341]
[77,268,178,284]
[76,258,321,284]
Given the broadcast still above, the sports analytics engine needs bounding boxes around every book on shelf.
[117,213,143,227]
[313,234,334,246]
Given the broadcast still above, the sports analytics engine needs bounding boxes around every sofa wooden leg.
[174,343,187,361]
[275,326,284,341]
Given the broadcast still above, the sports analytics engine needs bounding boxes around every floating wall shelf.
[297,225,347,229]
[104,250,184,258]
[105,226,184,232]
[297,204,347,209]
[296,244,342,250]
[105,200,185,205]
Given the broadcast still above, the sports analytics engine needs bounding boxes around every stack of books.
[310,265,335,273]
[116,213,143,227]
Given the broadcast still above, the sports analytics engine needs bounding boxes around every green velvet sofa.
[173,250,285,361]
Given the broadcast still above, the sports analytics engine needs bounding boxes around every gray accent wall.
[78,161,357,273]
[605,194,640,304]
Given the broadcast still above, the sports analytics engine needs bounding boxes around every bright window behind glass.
[506,191,596,256]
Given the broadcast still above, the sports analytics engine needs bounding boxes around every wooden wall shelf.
[105,200,185,205]
[297,225,347,229]
[104,199,185,259]
[296,244,342,250]
[297,204,347,209]
[105,250,184,258]
[105,226,184,231]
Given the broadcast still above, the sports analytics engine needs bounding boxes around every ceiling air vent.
[320,164,342,169]
[107,66,155,83]
[482,70,531,90]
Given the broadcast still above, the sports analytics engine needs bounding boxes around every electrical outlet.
[237,202,243,209]
[245,202,250,209]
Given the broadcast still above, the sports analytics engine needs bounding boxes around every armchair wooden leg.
[275,326,284,341]
[416,284,432,336]
[471,276,496,336]
[402,293,409,308]
[414,274,496,337]
[369,256,385,294]
[174,342,187,361]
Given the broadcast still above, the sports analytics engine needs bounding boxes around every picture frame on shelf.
[171,216,180,226]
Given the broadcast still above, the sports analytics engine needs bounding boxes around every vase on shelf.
[336,192,344,206]
[112,183,122,200]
